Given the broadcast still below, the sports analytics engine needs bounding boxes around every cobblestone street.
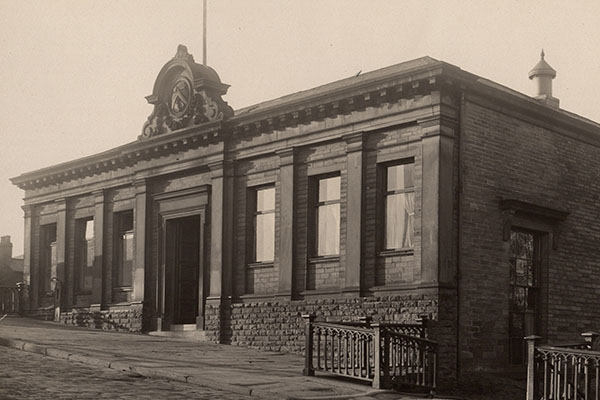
[0,347,253,400]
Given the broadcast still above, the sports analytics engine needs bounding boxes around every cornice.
[228,69,445,139]
[443,66,600,147]
[11,121,224,190]
[14,55,600,192]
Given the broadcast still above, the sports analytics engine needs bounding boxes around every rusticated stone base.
[203,292,457,386]
[205,294,439,347]
[57,304,143,332]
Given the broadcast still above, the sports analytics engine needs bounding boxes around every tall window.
[76,218,94,292]
[115,210,134,287]
[252,187,275,262]
[315,175,340,256]
[384,161,415,250]
[40,224,57,295]
[509,230,540,364]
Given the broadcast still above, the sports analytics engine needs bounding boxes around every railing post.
[581,331,600,350]
[418,314,429,338]
[16,283,23,315]
[358,315,372,327]
[525,335,541,400]
[372,323,386,389]
[302,313,316,376]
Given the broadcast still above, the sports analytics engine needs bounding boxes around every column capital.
[22,204,34,217]
[133,178,147,193]
[54,198,67,211]
[276,147,295,166]
[342,131,364,153]
[418,115,457,138]
[208,160,233,179]
[92,189,104,203]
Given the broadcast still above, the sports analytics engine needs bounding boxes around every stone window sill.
[238,293,276,299]
[247,261,274,269]
[300,288,342,296]
[112,286,133,292]
[107,302,133,307]
[308,255,340,264]
[378,248,414,257]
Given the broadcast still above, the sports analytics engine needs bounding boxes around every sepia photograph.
[1,1,600,399]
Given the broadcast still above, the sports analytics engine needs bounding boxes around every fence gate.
[0,286,20,314]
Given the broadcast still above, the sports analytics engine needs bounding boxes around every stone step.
[147,329,207,341]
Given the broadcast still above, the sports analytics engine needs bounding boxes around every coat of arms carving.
[140,45,233,139]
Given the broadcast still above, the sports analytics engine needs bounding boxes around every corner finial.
[541,49,545,59]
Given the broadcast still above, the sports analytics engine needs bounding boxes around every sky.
[1,0,600,255]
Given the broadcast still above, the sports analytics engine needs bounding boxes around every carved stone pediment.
[140,45,233,139]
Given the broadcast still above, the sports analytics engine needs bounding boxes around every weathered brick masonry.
[458,97,600,371]
[13,48,600,385]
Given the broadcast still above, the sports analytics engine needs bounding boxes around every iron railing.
[303,315,437,392]
[0,286,20,314]
[526,333,600,400]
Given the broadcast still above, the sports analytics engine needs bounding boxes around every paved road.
[0,346,254,400]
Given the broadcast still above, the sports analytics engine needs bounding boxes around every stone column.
[22,205,34,310]
[91,190,104,309]
[418,116,455,285]
[207,160,234,342]
[343,132,364,294]
[276,148,295,298]
[132,180,147,304]
[54,199,67,306]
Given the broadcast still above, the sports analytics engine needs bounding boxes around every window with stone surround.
[75,218,94,292]
[313,175,341,256]
[250,186,275,263]
[509,229,540,365]
[114,210,134,287]
[383,160,414,250]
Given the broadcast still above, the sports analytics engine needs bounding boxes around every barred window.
[115,210,134,287]
[315,175,340,256]
[252,187,275,262]
[76,218,94,292]
[384,162,414,250]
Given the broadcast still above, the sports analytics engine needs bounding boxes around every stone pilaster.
[22,205,34,310]
[343,132,364,294]
[91,190,104,309]
[54,199,67,306]
[418,116,456,285]
[132,180,147,304]
[276,148,295,298]
[208,160,234,342]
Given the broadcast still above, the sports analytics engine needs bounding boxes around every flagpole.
[203,0,207,65]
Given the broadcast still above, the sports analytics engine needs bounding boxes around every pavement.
[0,316,452,400]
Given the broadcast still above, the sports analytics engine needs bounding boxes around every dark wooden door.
[166,215,200,325]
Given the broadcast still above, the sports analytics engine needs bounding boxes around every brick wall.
[364,126,423,288]
[295,143,347,293]
[234,157,280,296]
[459,99,600,372]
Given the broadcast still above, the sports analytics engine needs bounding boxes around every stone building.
[11,46,600,379]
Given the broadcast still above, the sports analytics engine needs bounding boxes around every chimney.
[0,235,13,267]
[529,49,559,108]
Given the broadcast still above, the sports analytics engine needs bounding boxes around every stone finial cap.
[529,49,557,79]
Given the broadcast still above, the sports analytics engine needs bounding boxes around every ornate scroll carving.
[140,45,233,140]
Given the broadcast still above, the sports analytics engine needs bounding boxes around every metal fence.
[303,315,437,392]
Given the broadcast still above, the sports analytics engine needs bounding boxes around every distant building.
[0,236,24,286]
[10,46,600,381]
